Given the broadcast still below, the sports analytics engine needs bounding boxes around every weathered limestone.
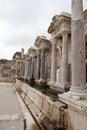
[59,1,87,130]
[40,48,45,81]
[50,38,57,83]
[35,36,51,84]
[61,33,69,89]
[15,60,18,77]
[48,13,71,91]
[28,47,37,80]
[21,48,24,59]
[31,57,34,79]
[24,61,28,79]
[70,0,87,97]
[21,62,25,78]
[28,58,32,79]
[59,93,87,130]
[15,60,25,79]
[15,79,67,130]
[56,45,62,84]
[36,50,40,80]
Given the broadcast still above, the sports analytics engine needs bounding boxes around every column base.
[69,86,87,99]
[47,80,55,88]
[15,75,18,79]
[59,92,87,130]
[38,79,47,85]
[23,76,27,80]
[47,80,56,85]
[47,81,64,93]
[56,82,70,91]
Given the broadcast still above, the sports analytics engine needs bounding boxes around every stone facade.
[34,36,51,84]
[0,59,14,82]
[6,10,86,91]
[15,79,68,130]
[59,1,87,130]
[13,7,87,130]
[1,1,87,130]
[47,12,71,91]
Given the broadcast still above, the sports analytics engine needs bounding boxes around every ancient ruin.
[0,0,87,130]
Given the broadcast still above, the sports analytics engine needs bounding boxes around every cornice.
[34,36,51,50]
[48,12,71,34]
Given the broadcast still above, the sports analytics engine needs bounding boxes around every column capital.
[51,38,58,44]
[41,47,46,51]
[62,31,68,37]
[37,49,40,53]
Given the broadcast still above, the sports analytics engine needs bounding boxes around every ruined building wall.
[44,50,51,81]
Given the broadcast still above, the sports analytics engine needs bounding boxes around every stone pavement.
[0,83,24,130]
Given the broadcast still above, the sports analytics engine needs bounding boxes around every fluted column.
[61,33,69,89]
[36,50,40,80]
[51,39,57,82]
[40,48,45,80]
[70,0,87,97]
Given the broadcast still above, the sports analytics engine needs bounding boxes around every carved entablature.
[34,35,51,50]
[28,47,37,58]
[48,12,71,38]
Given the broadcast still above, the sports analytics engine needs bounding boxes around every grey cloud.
[0,0,86,59]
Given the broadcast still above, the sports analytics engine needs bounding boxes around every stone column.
[15,60,18,77]
[24,61,28,79]
[28,58,32,79]
[22,62,25,77]
[40,48,45,81]
[20,62,22,77]
[21,48,24,59]
[61,33,69,89]
[70,0,87,97]
[51,39,57,83]
[31,57,34,79]
[27,60,29,78]
[36,50,40,80]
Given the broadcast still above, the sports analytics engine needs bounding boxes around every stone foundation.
[59,93,87,130]
[0,76,14,82]
[15,79,68,130]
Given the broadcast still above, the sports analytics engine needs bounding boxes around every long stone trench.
[0,82,40,130]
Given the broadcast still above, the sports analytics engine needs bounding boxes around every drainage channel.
[15,86,68,130]
[15,89,44,130]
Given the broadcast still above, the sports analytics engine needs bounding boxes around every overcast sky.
[0,0,87,59]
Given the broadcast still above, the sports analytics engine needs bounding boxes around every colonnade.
[15,1,87,97]
[34,36,51,84]
[14,1,87,130]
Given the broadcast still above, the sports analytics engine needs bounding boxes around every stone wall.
[15,79,68,129]
[0,59,14,82]
[59,93,87,130]
[44,50,51,81]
